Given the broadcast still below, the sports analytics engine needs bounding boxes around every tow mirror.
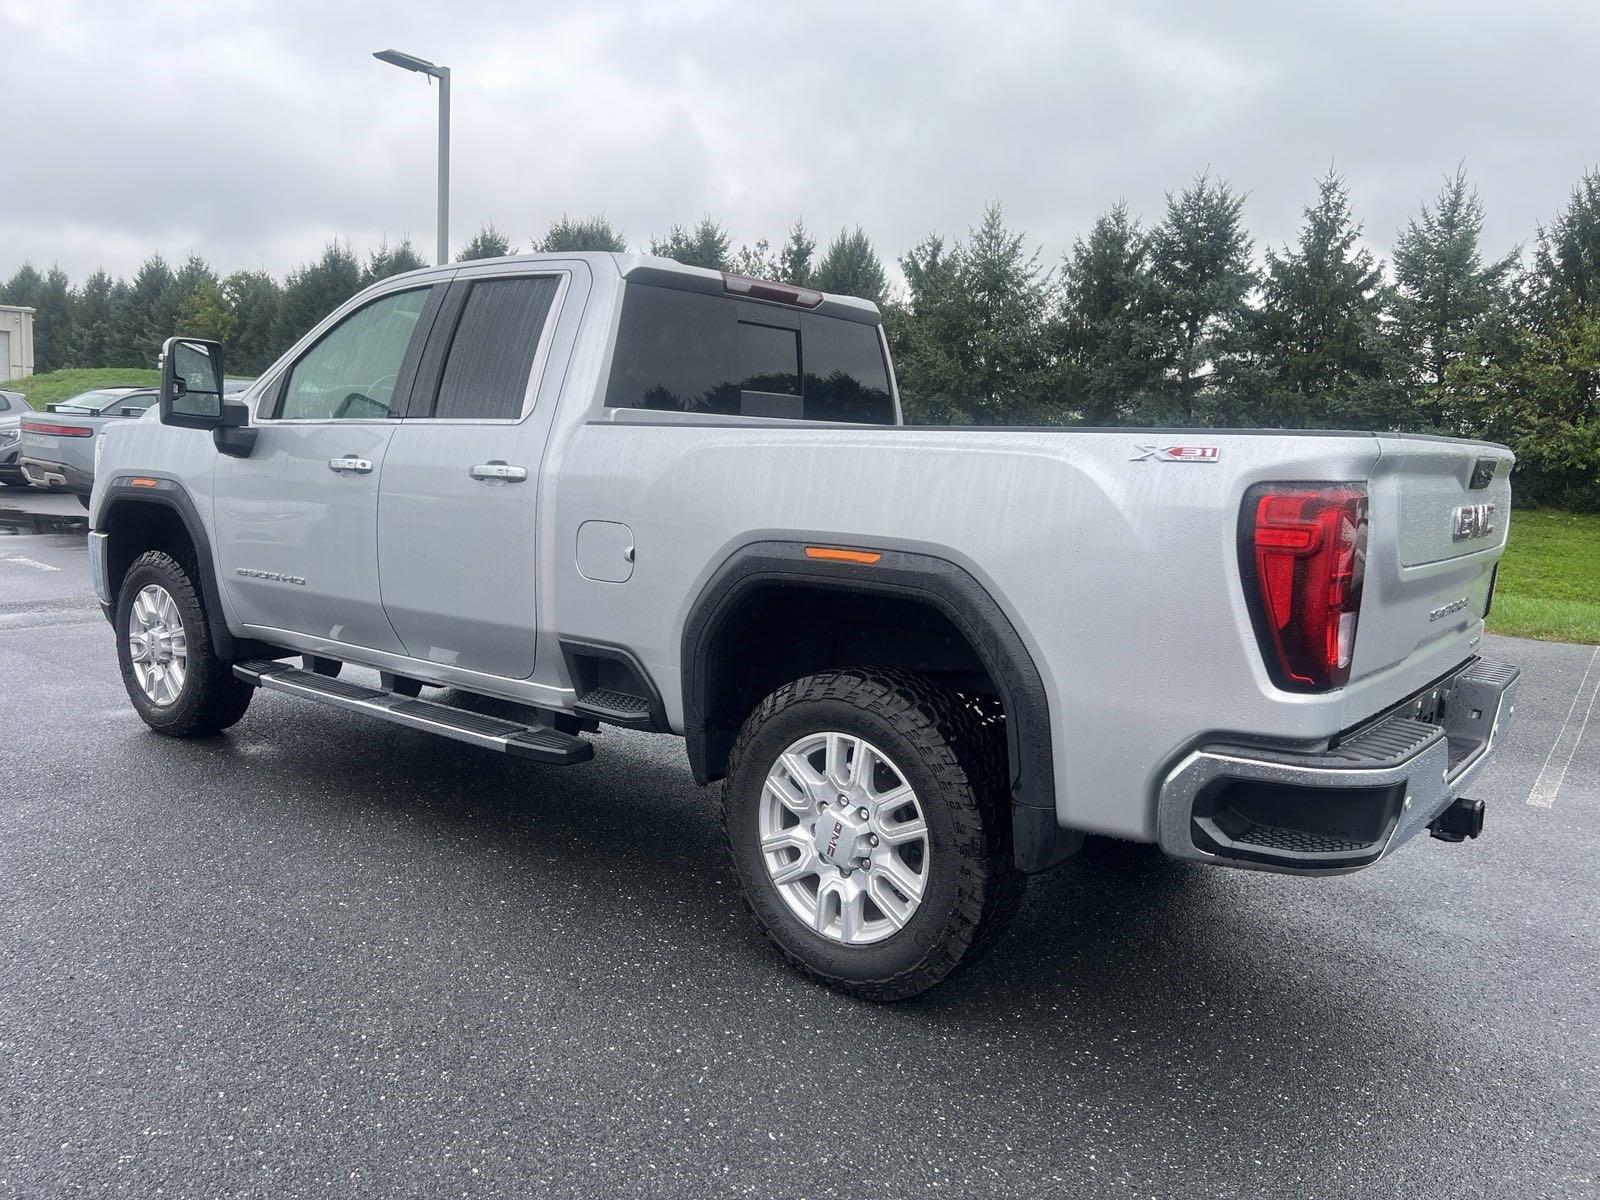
[157,336,257,458]
[159,336,225,429]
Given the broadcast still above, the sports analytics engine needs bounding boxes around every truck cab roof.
[367,251,885,326]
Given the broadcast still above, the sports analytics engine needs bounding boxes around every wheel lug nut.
[868,835,879,847]
[818,800,828,810]
[858,807,869,820]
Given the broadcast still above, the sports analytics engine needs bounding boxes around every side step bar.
[233,660,594,765]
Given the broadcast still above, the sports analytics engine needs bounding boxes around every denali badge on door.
[1452,503,1496,541]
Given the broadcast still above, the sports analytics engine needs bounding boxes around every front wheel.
[116,550,254,736]
[722,668,1024,1001]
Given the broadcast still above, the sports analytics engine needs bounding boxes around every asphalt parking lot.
[0,489,1595,1199]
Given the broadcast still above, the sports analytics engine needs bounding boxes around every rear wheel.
[722,668,1023,1001]
[116,550,253,736]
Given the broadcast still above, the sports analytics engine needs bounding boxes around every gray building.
[0,304,36,380]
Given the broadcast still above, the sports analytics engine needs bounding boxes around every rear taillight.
[1241,483,1368,692]
[21,419,94,437]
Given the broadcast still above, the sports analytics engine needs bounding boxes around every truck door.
[376,264,587,678]
[213,282,445,653]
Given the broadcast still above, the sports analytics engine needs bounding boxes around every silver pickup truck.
[88,252,1519,999]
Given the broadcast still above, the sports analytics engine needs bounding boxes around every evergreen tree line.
[4,166,1598,509]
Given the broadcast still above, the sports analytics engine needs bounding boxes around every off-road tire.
[722,668,1024,1001]
[116,550,254,737]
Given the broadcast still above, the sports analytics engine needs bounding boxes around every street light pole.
[434,66,450,268]
[373,49,452,266]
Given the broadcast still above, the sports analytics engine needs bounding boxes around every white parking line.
[0,555,60,572]
[1527,644,1600,809]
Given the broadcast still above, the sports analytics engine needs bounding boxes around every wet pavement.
[0,486,1595,1199]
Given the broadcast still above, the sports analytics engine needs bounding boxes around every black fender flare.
[99,476,241,658]
[681,541,1075,870]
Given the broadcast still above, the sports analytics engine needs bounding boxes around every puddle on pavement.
[0,508,89,536]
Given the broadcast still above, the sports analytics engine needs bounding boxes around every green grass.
[1488,508,1600,645]
[2,367,160,410]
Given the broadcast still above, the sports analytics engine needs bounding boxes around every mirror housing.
[159,336,226,429]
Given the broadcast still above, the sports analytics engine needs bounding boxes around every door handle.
[328,456,373,474]
[469,462,528,482]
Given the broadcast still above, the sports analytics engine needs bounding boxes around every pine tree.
[363,239,427,284]
[1458,168,1600,510]
[1531,169,1600,321]
[1248,171,1391,426]
[1147,173,1257,423]
[811,227,888,304]
[888,206,1054,423]
[110,255,176,368]
[459,223,517,260]
[649,217,732,271]
[221,270,283,376]
[1392,166,1513,426]
[32,266,77,374]
[537,215,626,253]
[888,234,973,422]
[75,270,116,368]
[779,221,816,286]
[273,243,362,351]
[1057,203,1158,423]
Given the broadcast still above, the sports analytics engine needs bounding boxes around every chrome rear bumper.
[1157,658,1520,874]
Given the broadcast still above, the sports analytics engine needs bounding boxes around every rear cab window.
[605,283,895,424]
[417,275,561,420]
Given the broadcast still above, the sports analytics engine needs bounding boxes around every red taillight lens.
[21,419,94,437]
[1242,483,1368,691]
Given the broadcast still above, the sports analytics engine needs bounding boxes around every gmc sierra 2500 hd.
[88,252,1519,1000]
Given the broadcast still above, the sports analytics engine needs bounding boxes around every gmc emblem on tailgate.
[1452,503,1496,541]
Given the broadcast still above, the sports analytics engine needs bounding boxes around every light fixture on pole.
[373,48,451,266]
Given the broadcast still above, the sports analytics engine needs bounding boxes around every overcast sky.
[2,0,1596,287]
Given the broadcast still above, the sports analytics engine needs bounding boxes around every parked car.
[88,253,1518,999]
[0,388,29,488]
[21,380,251,505]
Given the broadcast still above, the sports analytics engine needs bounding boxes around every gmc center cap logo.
[1131,444,1221,463]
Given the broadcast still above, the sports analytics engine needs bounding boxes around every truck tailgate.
[1349,435,1513,688]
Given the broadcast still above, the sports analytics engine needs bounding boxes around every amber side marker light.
[804,546,882,565]
[130,477,159,488]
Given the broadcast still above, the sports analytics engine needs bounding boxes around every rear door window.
[422,276,561,420]
[605,284,894,423]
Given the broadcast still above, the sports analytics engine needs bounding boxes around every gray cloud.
[2,0,1594,284]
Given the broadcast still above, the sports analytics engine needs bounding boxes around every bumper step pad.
[233,660,593,765]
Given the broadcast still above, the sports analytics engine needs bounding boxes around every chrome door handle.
[469,462,528,482]
[328,456,373,474]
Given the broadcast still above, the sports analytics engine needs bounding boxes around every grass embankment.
[3,367,160,410]
[1489,508,1600,645]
